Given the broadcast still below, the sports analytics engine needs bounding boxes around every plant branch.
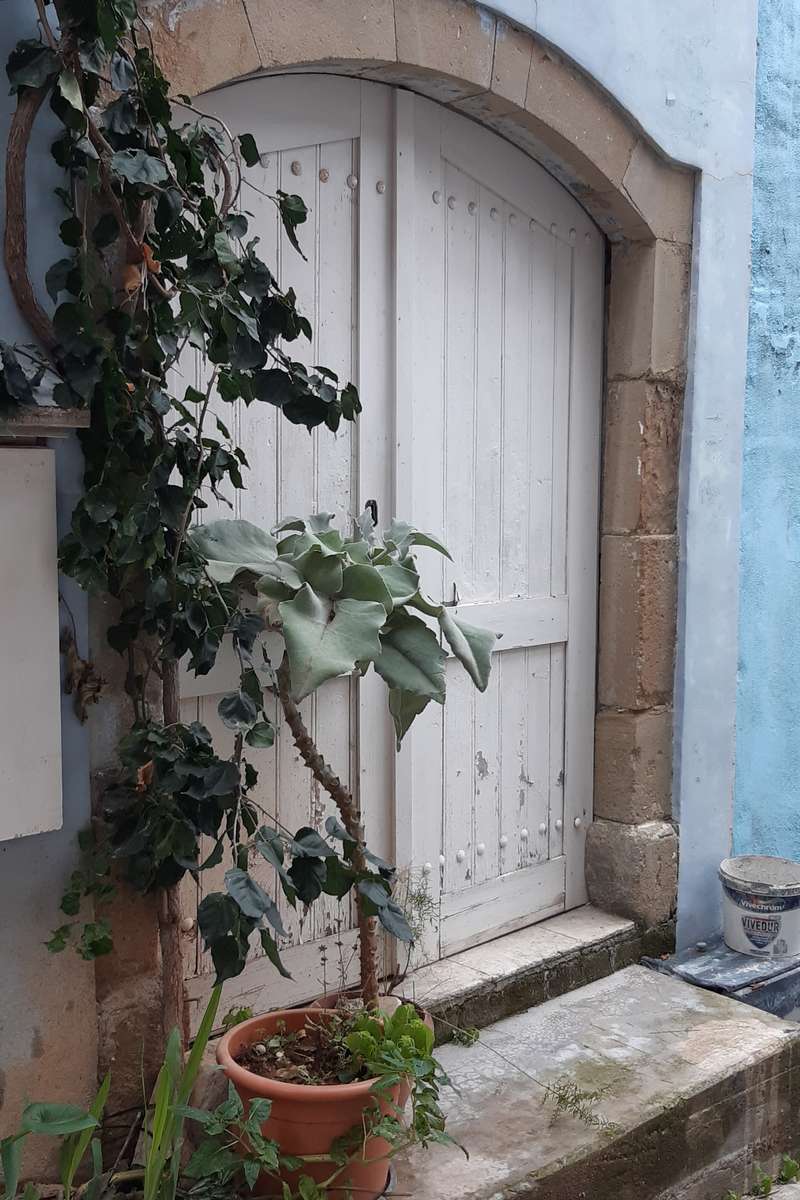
[4,85,57,353]
[159,657,186,1046]
[276,655,379,1006]
[34,0,58,49]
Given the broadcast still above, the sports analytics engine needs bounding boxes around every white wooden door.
[180,77,396,1027]
[180,77,603,1024]
[395,94,603,959]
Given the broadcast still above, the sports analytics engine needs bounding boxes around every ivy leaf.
[225,868,287,936]
[45,923,74,954]
[110,149,168,186]
[259,929,291,978]
[78,40,108,75]
[92,213,120,249]
[340,382,361,421]
[439,610,496,692]
[245,721,275,749]
[0,342,37,405]
[45,258,76,302]
[388,687,430,748]
[110,51,136,92]
[104,94,138,136]
[7,41,60,91]
[59,216,83,248]
[279,586,386,701]
[57,70,84,114]
[238,133,260,168]
[277,191,308,260]
[217,690,258,731]
[213,232,241,275]
[372,614,446,703]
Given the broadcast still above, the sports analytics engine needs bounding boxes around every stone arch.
[146,0,693,930]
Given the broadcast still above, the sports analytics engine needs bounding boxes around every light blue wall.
[735,1,800,859]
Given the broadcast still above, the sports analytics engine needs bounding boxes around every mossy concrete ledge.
[401,907,674,1042]
[397,965,800,1200]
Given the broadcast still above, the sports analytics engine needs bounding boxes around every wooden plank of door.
[440,857,566,955]
[393,90,446,966]
[563,223,604,908]
[410,93,603,955]
[357,81,396,875]
[178,78,381,1025]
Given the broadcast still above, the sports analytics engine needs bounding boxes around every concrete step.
[397,964,800,1200]
[401,906,673,1041]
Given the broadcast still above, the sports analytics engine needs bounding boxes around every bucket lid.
[719,855,800,897]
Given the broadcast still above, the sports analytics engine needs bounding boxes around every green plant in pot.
[184,510,495,1198]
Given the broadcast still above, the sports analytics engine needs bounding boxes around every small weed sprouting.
[539,1078,620,1135]
[751,1165,772,1196]
[450,1026,480,1047]
[220,1005,254,1033]
[779,1153,800,1183]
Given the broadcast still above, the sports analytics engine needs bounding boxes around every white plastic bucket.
[720,856,800,959]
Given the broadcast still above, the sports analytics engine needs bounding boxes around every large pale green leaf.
[294,545,344,594]
[189,519,301,587]
[373,614,446,702]
[340,564,394,611]
[382,519,452,560]
[439,610,496,691]
[375,562,419,605]
[279,586,386,700]
[388,687,430,747]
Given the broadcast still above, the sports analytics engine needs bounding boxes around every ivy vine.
[2,0,495,1025]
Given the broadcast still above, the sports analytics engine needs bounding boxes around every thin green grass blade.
[62,1073,111,1199]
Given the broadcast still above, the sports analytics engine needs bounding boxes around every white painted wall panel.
[0,448,62,840]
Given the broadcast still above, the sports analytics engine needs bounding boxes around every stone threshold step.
[400,905,673,1041]
[397,965,800,1200]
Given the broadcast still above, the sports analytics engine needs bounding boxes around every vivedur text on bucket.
[720,856,800,958]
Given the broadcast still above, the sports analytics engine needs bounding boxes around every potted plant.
[186,511,495,1197]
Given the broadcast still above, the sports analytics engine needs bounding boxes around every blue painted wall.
[736,1,800,857]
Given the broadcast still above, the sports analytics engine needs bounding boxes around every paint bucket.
[720,856,800,959]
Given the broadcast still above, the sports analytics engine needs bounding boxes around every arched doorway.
[179,73,604,1023]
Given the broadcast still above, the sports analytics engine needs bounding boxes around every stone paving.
[396,964,800,1200]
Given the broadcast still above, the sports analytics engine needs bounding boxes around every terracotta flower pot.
[216,1008,400,1200]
